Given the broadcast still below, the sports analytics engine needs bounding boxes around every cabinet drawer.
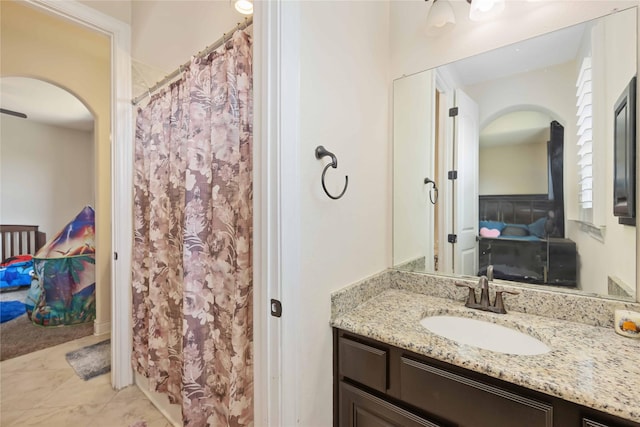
[340,381,444,427]
[400,356,554,427]
[339,337,388,393]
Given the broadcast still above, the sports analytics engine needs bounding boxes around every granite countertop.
[331,288,640,423]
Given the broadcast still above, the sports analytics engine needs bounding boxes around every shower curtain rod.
[131,17,253,106]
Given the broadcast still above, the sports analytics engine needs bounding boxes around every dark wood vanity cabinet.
[334,329,640,427]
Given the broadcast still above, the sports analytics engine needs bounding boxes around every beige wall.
[0,115,94,237]
[479,141,548,196]
[294,1,390,424]
[1,0,111,330]
[566,8,637,295]
[465,61,576,133]
[393,70,435,266]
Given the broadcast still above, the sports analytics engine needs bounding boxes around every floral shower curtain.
[131,26,253,427]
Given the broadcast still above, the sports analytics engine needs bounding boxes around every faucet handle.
[492,290,519,314]
[455,283,477,306]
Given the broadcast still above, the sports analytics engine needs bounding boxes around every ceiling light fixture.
[425,0,456,36]
[234,0,253,15]
[467,0,505,22]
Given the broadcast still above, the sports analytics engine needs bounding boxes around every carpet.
[0,314,94,361]
[0,300,26,323]
[65,339,111,380]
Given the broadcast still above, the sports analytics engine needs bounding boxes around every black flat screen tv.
[613,75,636,226]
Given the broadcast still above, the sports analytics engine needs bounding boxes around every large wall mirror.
[393,7,637,301]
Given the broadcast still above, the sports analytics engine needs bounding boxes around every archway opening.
[0,76,97,360]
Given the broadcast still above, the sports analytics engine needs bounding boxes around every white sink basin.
[420,315,551,356]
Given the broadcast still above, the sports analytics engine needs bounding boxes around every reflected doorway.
[0,77,96,360]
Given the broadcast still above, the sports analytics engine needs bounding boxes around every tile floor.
[0,334,171,427]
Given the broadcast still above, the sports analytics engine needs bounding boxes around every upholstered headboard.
[0,225,47,261]
[479,194,554,225]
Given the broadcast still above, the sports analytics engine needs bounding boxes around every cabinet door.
[339,381,445,427]
[400,357,553,427]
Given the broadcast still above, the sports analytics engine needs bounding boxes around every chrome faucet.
[455,266,518,314]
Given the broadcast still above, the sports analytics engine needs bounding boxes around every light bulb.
[234,0,253,15]
[468,0,505,21]
[476,0,494,12]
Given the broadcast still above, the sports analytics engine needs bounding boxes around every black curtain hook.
[315,146,348,200]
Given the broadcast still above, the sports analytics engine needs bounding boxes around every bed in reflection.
[0,225,46,290]
[478,194,577,287]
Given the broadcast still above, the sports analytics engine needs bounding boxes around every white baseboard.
[134,372,183,427]
[94,320,111,336]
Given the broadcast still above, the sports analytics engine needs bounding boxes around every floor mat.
[0,300,26,323]
[65,339,111,380]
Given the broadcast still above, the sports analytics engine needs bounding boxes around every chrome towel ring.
[315,145,348,200]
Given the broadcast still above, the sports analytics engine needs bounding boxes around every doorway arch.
[0,76,96,247]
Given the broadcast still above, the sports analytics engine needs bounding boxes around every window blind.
[576,57,593,221]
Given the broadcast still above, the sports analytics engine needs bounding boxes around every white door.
[453,89,479,276]
[393,71,436,270]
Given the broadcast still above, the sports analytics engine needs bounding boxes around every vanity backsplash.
[331,269,640,329]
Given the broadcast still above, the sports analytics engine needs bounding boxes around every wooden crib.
[0,225,47,261]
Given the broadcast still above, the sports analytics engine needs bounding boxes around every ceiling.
[1,77,94,132]
[0,2,586,134]
[442,18,588,147]
[441,21,587,86]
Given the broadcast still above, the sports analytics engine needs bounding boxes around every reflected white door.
[453,89,479,275]
[393,71,436,269]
